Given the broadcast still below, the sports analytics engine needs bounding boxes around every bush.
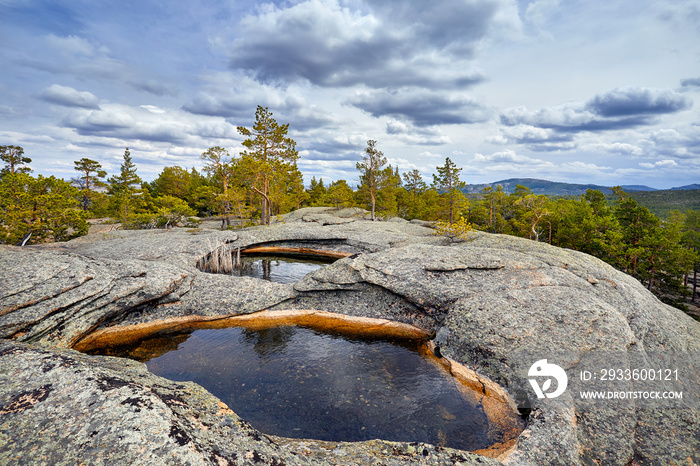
[0,173,88,244]
[433,217,474,243]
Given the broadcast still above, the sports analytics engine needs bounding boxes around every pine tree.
[201,146,234,227]
[356,139,388,221]
[237,106,299,225]
[0,145,32,177]
[74,158,107,210]
[108,148,143,220]
[432,157,466,223]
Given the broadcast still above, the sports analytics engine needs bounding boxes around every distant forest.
[1,107,699,317]
[624,190,700,219]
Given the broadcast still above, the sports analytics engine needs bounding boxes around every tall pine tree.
[237,106,299,226]
[432,157,466,223]
[108,148,142,220]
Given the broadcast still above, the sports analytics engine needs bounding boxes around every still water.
[120,326,496,451]
[233,256,326,283]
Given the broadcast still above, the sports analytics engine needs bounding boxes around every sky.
[1,0,699,189]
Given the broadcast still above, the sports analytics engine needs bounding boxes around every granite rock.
[1,207,698,465]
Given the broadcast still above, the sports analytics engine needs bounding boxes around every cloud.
[524,0,560,30]
[385,120,451,145]
[473,150,545,165]
[128,80,178,97]
[582,142,643,156]
[495,123,575,147]
[469,150,613,181]
[644,127,700,159]
[639,159,678,168]
[681,77,700,88]
[227,0,497,89]
[348,89,491,127]
[60,103,239,145]
[39,84,100,109]
[586,87,692,117]
[182,73,332,130]
[500,87,692,135]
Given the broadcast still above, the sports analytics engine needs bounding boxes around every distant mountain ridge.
[461,178,698,196]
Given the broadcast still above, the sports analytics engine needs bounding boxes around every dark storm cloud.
[348,90,491,127]
[228,0,496,90]
[586,88,692,117]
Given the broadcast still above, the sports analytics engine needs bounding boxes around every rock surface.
[1,206,699,465]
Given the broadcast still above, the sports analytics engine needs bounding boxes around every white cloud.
[40,84,100,109]
[639,159,679,168]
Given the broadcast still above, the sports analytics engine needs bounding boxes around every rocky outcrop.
[1,207,699,465]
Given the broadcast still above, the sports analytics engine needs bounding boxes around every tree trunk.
[449,193,454,224]
[262,173,270,225]
[693,269,697,302]
[370,190,376,221]
[253,185,272,226]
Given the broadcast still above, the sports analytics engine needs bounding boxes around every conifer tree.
[432,157,466,223]
[0,145,31,177]
[356,139,387,221]
[74,158,107,210]
[237,106,299,225]
[108,148,143,220]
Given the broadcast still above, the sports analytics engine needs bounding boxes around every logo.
[528,359,568,399]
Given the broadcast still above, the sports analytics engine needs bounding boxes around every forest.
[1,106,699,316]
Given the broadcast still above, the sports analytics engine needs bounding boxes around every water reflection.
[114,326,499,451]
[234,256,326,283]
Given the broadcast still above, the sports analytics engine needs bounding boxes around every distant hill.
[461,178,629,196]
[620,185,658,192]
[671,184,700,190]
[460,178,699,217]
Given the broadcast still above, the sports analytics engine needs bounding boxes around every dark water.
[123,326,495,451]
[234,256,326,283]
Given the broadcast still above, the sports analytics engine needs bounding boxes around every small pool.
[111,325,499,451]
[233,256,326,283]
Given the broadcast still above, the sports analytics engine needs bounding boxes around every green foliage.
[356,139,388,221]
[306,176,328,206]
[149,166,210,215]
[432,157,467,223]
[121,195,197,230]
[0,173,88,244]
[325,180,355,209]
[237,106,299,225]
[0,145,32,177]
[107,148,144,221]
[625,189,700,219]
[73,157,107,211]
[433,217,474,243]
[200,146,236,226]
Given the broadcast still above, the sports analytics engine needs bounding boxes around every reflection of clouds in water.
[139,326,492,450]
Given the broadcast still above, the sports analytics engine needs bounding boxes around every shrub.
[433,217,474,243]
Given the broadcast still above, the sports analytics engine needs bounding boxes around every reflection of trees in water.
[241,326,296,360]
[234,257,275,280]
[261,258,272,280]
